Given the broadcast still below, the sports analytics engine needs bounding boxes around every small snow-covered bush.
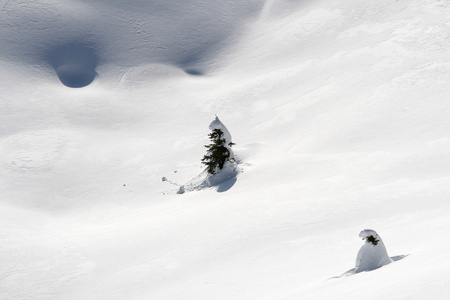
[355,229,393,272]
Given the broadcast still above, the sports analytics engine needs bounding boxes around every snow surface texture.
[355,229,393,273]
[2,0,450,299]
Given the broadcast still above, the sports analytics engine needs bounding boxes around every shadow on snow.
[330,255,409,279]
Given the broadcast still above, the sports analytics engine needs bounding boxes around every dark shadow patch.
[391,254,409,262]
[330,254,409,279]
[46,42,99,88]
[184,69,203,76]
[216,177,237,193]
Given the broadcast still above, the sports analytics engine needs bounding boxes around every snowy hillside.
[1,0,450,299]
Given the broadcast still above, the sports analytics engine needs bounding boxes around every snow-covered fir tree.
[201,116,235,175]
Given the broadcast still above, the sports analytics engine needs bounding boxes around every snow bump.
[355,229,393,273]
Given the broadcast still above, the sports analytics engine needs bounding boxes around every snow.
[354,229,393,273]
[2,0,450,299]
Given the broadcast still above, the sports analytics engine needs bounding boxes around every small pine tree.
[202,128,235,174]
[366,235,379,245]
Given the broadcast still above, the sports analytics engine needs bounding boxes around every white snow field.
[1,0,450,299]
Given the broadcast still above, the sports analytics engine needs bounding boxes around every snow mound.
[355,229,393,273]
[119,64,187,88]
[1,131,67,173]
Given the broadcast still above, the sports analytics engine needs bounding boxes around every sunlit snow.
[2,0,450,299]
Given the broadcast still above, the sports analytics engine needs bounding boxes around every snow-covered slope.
[1,0,450,299]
